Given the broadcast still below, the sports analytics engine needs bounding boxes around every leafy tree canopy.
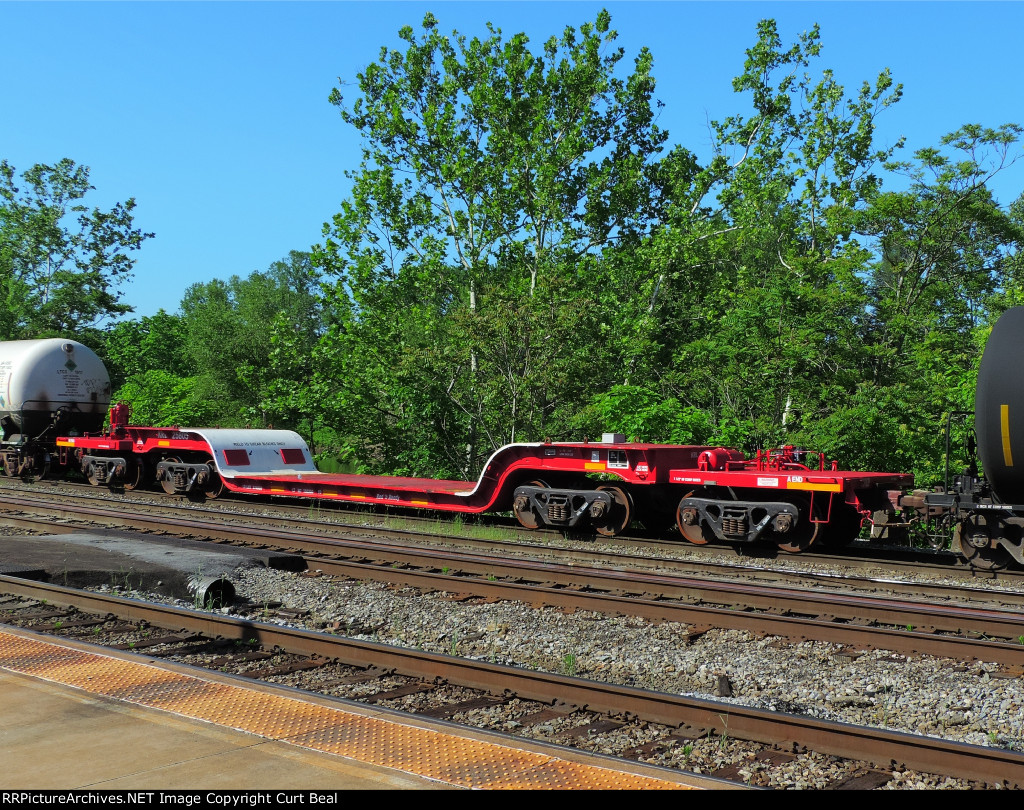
[0,158,153,340]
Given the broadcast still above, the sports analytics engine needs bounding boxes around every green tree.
[0,158,153,339]
[181,251,323,427]
[105,309,191,388]
[838,123,1024,481]
[857,124,1024,383]
[103,310,207,426]
[316,10,668,475]
[644,20,904,453]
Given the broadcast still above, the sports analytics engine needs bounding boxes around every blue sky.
[2,1,1022,321]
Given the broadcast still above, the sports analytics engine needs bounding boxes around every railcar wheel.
[1,455,16,478]
[160,457,181,496]
[85,462,101,487]
[961,542,1013,571]
[819,504,864,548]
[957,517,1014,571]
[513,479,548,530]
[33,452,50,481]
[122,459,144,491]
[676,489,713,545]
[593,485,632,537]
[772,495,822,554]
[204,462,225,499]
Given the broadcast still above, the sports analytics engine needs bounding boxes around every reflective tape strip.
[1002,404,1014,467]
[787,480,842,493]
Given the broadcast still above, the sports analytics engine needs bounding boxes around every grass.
[561,652,578,677]
[714,714,731,750]
[191,566,208,610]
[111,566,137,595]
[385,514,527,544]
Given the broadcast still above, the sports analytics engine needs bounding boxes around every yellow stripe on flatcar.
[584,462,605,471]
[158,440,170,447]
[787,480,842,493]
[350,493,365,499]
[411,499,429,506]
[56,440,74,447]
[1002,404,1014,467]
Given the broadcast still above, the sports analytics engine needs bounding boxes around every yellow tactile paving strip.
[0,630,694,789]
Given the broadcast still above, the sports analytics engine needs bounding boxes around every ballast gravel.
[170,562,1021,790]
[6,482,1020,789]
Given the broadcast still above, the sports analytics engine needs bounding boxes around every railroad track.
[0,487,1019,599]
[4,492,1024,667]
[0,575,1019,789]
[0,477,1008,584]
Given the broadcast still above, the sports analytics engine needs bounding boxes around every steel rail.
[5,500,1024,664]
[3,489,1021,600]
[0,574,1020,788]
[3,483,1014,587]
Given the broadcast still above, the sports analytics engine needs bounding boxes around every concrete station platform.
[0,628,726,790]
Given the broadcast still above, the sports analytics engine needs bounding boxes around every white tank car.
[0,339,111,443]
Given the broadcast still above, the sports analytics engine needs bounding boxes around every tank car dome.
[975,307,1024,504]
